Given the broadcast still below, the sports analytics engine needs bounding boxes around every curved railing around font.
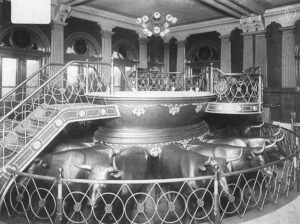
[3,151,299,224]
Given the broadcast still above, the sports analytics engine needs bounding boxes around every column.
[242,33,254,70]
[219,34,231,73]
[176,40,185,73]
[100,28,114,64]
[50,21,66,64]
[0,0,5,26]
[163,42,170,72]
[255,31,267,84]
[50,4,71,64]
[139,37,148,69]
[280,26,296,88]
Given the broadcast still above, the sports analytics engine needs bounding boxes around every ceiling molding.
[215,0,251,16]
[200,0,242,18]
[264,3,300,27]
[230,0,265,15]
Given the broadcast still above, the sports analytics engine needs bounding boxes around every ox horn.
[272,126,281,136]
[264,140,277,151]
[276,132,285,142]
[250,121,264,129]
[252,144,265,155]
[226,149,243,163]
[204,156,212,166]
[112,155,118,171]
[73,160,92,170]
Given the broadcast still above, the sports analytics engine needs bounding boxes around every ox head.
[73,155,122,206]
[226,145,273,177]
[201,157,231,195]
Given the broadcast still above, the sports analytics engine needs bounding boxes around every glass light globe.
[142,15,149,22]
[166,14,173,22]
[136,18,142,24]
[171,17,178,24]
[147,31,153,36]
[153,11,161,19]
[164,28,170,34]
[164,22,169,28]
[154,26,161,33]
[160,31,166,37]
[143,28,149,35]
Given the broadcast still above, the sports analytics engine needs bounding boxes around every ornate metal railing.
[0,60,114,169]
[205,67,263,114]
[129,70,211,92]
[2,151,299,224]
[211,68,262,104]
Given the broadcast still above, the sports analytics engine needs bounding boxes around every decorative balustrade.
[206,67,263,114]
[129,70,211,92]
[3,151,299,224]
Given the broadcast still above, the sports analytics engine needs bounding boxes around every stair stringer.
[0,104,120,208]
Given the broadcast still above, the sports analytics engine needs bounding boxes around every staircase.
[0,61,120,204]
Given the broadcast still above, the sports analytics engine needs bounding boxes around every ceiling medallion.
[136,0,177,37]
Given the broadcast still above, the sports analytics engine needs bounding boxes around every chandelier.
[136,0,177,37]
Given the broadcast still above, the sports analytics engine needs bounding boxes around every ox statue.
[152,144,231,195]
[187,140,273,176]
[21,146,115,223]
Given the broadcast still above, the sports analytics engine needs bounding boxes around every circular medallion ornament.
[214,80,229,96]
[100,108,107,116]
[32,140,42,150]
[55,118,63,127]
[78,110,86,118]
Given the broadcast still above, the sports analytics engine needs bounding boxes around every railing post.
[258,73,262,113]
[135,66,138,91]
[183,72,186,91]
[209,63,214,94]
[55,168,63,224]
[294,153,300,192]
[110,57,114,94]
[213,165,221,224]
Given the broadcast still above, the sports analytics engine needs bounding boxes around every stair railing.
[0,60,112,168]
[0,63,63,105]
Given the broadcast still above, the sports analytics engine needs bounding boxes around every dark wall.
[266,22,282,88]
[230,28,243,73]
[169,38,177,72]
[112,27,139,53]
[64,17,101,47]
[147,35,164,63]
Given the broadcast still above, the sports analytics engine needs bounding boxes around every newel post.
[55,167,63,224]
[214,165,221,224]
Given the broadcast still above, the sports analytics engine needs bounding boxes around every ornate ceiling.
[59,0,300,26]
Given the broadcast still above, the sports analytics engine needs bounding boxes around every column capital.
[279,26,295,33]
[241,30,266,37]
[97,21,115,32]
[172,33,189,42]
[52,4,71,24]
[219,34,231,39]
[101,30,115,37]
[139,37,148,44]
[51,21,67,30]
[136,31,148,39]
[177,40,186,47]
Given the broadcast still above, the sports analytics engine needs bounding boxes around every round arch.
[112,38,138,60]
[0,23,50,52]
[65,32,101,58]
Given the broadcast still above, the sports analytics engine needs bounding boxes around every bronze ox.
[205,127,286,162]
[152,144,231,195]
[206,126,283,148]
[73,147,150,206]
[187,140,273,176]
[22,146,115,222]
